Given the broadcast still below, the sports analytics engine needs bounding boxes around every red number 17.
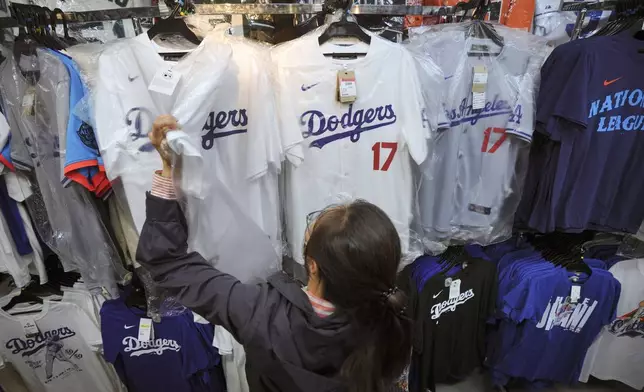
[372,142,398,171]
[481,127,507,154]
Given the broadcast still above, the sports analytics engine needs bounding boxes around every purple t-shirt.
[492,267,621,384]
[100,299,222,392]
[518,33,644,233]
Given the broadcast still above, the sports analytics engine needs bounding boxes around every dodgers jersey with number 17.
[415,28,550,244]
[272,31,439,264]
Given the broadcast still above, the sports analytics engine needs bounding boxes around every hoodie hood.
[244,273,356,392]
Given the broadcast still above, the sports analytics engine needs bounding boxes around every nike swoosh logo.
[603,77,622,86]
[124,325,136,329]
[444,75,453,80]
[128,75,139,82]
[433,290,443,299]
[301,82,319,92]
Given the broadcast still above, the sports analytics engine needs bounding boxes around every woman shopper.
[136,115,412,392]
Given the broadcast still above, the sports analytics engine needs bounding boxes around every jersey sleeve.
[270,50,305,166]
[245,47,278,179]
[535,43,590,140]
[93,47,136,180]
[400,51,429,165]
[506,47,549,143]
[410,50,449,133]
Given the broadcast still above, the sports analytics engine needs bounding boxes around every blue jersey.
[50,50,110,196]
[100,299,224,392]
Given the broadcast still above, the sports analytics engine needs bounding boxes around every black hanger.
[51,8,79,46]
[11,5,40,63]
[43,8,67,50]
[2,288,44,312]
[147,4,201,46]
[318,0,371,53]
[125,272,148,311]
[466,20,504,55]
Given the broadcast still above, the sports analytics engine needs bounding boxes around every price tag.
[22,87,36,116]
[472,65,488,110]
[571,285,581,304]
[138,318,154,342]
[449,279,461,300]
[20,318,40,338]
[337,70,357,103]
[149,67,182,96]
[19,55,38,71]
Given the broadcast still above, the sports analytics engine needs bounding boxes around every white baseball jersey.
[166,33,283,276]
[272,30,431,264]
[580,259,644,390]
[94,33,232,233]
[95,33,280,282]
[415,27,549,244]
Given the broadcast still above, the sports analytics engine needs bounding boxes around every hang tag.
[149,67,182,96]
[468,203,492,216]
[19,55,38,71]
[21,88,36,117]
[570,285,581,304]
[449,279,461,300]
[337,70,357,103]
[472,65,488,110]
[20,318,40,338]
[138,318,154,342]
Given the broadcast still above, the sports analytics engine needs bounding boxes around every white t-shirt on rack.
[168,32,283,260]
[271,30,430,264]
[579,259,644,390]
[0,301,114,392]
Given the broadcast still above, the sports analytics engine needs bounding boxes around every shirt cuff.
[151,171,177,200]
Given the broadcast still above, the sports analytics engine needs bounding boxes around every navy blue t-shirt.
[518,33,644,233]
[100,299,223,392]
[492,266,621,384]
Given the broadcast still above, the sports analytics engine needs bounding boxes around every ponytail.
[304,200,412,392]
[339,288,411,392]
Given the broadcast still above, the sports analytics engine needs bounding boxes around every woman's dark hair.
[304,199,412,392]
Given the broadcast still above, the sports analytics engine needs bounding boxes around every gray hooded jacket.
[136,194,357,391]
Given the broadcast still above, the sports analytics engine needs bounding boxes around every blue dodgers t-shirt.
[100,299,222,392]
[493,268,621,384]
[521,33,644,233]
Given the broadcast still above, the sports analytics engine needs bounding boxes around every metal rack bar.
[194,3,452,15]
[56,6,161,23]
[560,0,617,12]
[3,3,160,28]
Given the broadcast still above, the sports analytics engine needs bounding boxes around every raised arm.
[134,115,270,343]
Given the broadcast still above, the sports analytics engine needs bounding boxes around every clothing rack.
[0,4,161,28]
[0,3,454,29]
[193,3,452,15]
[560,0,617,12]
